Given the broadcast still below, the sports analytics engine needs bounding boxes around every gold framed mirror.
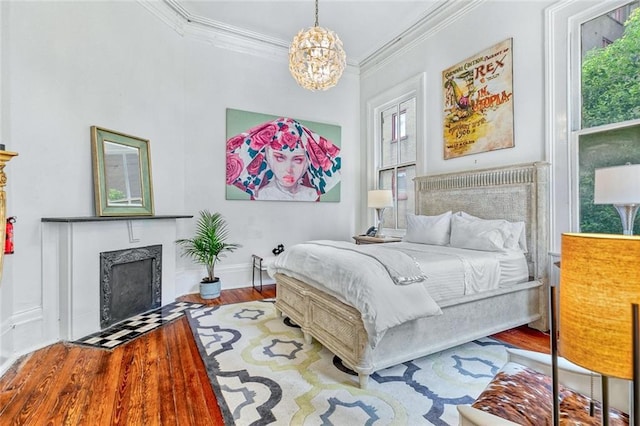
[91,126,154,216]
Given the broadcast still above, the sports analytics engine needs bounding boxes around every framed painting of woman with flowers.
[225,108,342,202]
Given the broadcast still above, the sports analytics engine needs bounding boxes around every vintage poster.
[442,39,514,159]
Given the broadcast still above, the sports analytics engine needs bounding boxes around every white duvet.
[269,240,519,347]
[269,240,443,347]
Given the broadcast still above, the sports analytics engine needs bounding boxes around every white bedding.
[268,240,528,347]
[388,242,529,301]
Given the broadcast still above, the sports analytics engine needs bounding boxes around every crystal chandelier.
[288,0,346,91]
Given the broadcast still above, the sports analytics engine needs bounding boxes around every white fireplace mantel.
[41,215,191,341]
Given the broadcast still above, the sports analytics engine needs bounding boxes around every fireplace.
[99,245,162,328]
[42,215,188,341]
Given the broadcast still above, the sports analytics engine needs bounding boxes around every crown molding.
[139,0,479,75]
[138,0,359,73]
[359,0,484,77]
[138,0,186,36]
[139,0,287,62]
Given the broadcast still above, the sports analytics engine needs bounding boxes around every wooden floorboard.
[0,284,549,424]
[491,324,551,354]
[52,346,102,425]
[91,342,123,425]
[157,325,180,426]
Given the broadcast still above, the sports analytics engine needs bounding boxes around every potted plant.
[176,210,241,299]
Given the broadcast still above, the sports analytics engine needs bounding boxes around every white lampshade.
[594,164,640,205]
[368,190,393,209]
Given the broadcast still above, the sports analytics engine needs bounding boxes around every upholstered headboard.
[414,162,550,282]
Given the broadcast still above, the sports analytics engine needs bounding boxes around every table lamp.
[367,189,393,238]
[594,164,640,235]
[559,232,640,425]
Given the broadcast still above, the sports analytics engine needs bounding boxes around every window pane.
[579,124,640,233]
[399,98,416,164]
[375,92,418,231]
[378,169,395,229]
[581,3,640,128]
[396,165,416,229]
[381,106,397,167]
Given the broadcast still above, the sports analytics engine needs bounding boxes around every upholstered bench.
[458,348,630,426]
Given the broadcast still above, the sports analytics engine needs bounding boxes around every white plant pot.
[200,279,221,299]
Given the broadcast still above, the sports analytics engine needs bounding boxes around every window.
[378,97,416,230]
[578,122,640,234]
[391,110,407,142]
[575,1,640,234]
[609,7,628,23]
[367,74,424,234]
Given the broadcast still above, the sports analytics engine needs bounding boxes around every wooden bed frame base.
[275,273,541,388]
[275,162,550,389]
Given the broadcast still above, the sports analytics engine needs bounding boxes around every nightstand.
[352,235,402,245]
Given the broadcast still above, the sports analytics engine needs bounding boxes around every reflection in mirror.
[103,141,142,207]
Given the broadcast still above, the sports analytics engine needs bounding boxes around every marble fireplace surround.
[41,215,191,341]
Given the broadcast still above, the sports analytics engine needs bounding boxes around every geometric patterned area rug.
[186,300,510,425]
[73,301,203,349]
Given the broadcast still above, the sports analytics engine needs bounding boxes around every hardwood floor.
[0,285,549,425]
[492,325,551,354]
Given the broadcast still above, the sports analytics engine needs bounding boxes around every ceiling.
[175,1,447,64]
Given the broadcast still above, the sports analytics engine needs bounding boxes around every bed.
[272,162,550,388]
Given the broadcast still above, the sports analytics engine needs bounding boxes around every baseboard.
[0,307,59,378]
[0,353,18,377]
[175,262,275,297]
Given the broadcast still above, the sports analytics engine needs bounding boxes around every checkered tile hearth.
[72,301,203,350]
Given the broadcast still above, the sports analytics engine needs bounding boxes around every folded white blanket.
[269,240,442,347]
[306,240,427,285]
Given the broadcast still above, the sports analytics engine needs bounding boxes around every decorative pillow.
[450,214,507,251]
[403,211,452,246]
[457,212,527,252]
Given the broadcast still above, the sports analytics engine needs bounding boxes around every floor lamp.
[558,233,640,425]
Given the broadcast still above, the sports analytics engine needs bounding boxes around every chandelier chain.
[314,0,319,27]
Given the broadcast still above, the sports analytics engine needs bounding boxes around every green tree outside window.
[579,5,640,234]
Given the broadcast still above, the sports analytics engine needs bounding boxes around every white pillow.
[457,212,527,252]
[403,211,452,246]
[450,214,508,251]
[507,221,527,252]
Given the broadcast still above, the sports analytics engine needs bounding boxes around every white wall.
[177,34,360,295]
[0,0,188,366]
[360,1,553,182]
[0,0,361,370]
